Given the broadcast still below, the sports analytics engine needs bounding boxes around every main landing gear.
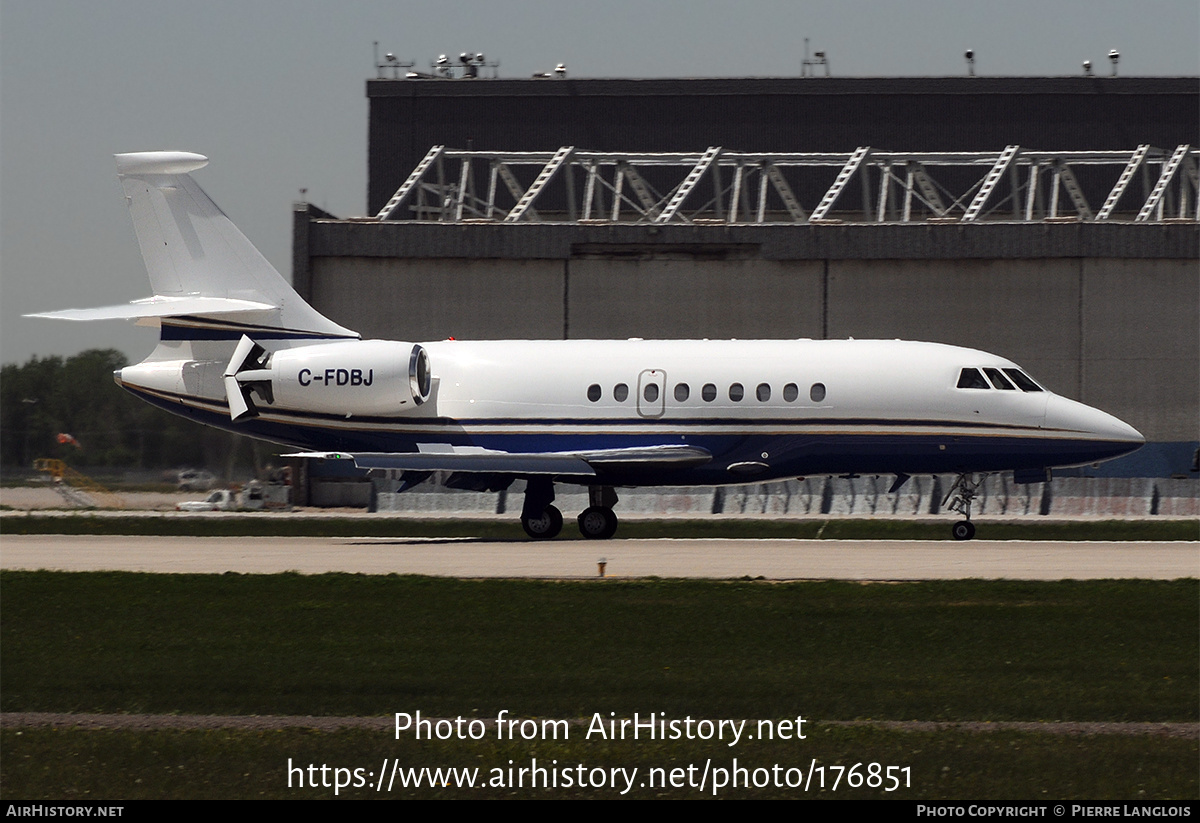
[578,486,620,540]
[522,504,564,539]
[944,472,988,540]
[520,479,620,540]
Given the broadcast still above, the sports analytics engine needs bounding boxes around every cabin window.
[1003,368,1044,392]
[674,383,690,402]
[702,383,717,402]
[643,383,659,403]
[729,383,744,401]
[984,368,1016,390]
[613,383,629,402]
[587,384,601,402]
[783,383,799,402]
[756,383,771,401]
[957,368,989,389]
[810,382,826,402]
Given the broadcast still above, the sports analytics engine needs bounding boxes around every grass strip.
[2,573,1194,721]
[2,514,1195,541]
[2,726,1195,799]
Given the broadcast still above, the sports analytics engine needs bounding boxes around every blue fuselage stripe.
[124,385,1139,484]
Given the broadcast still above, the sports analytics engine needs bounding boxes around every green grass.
[3,726,1196,799]
[3,573,1196,800]
[2,574,1195,721]
[2,514,1195,540]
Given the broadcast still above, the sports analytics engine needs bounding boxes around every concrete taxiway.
[1,535,1196,579]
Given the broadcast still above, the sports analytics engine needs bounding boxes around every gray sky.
[2,0,1197,365]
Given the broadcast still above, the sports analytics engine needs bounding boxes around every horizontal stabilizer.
[115,151,209,175]
[25,295,278,323]
[283,444,712,476]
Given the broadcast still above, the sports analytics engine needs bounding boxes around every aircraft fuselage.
[117,336,1142,487]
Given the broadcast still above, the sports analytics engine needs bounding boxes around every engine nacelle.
[228,338,431,419]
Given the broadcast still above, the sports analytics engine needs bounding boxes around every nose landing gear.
[944,472,988,540]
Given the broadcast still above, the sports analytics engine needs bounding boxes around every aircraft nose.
[1043,394,1145,453]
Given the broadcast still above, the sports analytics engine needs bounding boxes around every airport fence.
[374,476,1198,518]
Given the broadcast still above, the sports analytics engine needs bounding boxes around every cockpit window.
[957,368,990,389]
[983,368,1016,390]
[1003,368,1043,392]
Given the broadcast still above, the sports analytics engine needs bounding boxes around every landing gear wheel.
[952,520,976,541]
[522,505,563,539]
[577,506,619,540]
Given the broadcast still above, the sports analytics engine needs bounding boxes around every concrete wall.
[1081,258,1199,441]
[307,251,1196,446]
[311,257,565,341]
[566,258,823,339]
[826,258,1085,397]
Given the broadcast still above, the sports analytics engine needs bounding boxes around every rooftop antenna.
[1108,49,1119,76]
[964,49,975,76]
[533,62,566,79]
[801,38,830,77]
[429,52,498,79]
[373,41,414,79]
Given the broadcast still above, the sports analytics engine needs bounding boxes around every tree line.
[2,349,264,477]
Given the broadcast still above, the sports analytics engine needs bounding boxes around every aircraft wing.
[283,444,712,476]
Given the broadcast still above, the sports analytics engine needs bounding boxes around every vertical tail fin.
[28,152,356,340]
[114,151,355,338]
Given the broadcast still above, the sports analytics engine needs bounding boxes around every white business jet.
[29,152,1144,540]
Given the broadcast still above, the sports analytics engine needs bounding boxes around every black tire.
[952,520,976,541]
[577,506,618,540]
[522,505,563,539]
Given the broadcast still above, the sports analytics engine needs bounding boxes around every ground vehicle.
[176,489,237,511]
[176,469,216,492]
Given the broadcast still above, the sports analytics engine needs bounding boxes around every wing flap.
[570,445,713,468]
[283,444,712,476]
[284,449,595,476]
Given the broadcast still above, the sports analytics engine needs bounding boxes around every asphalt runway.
[2,534,1196,579]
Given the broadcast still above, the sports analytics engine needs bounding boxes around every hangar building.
[294,75,1199,478]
